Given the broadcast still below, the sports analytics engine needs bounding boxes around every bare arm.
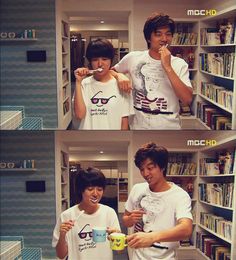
[123,209,146,228]
[56,220,74,258]
[110,69,132,93]
[159,46,193,105]
[74,68,89,120]
[127,218,193,248]
[121,117,129,130]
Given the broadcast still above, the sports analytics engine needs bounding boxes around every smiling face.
[139,158,165,190]
[149,26,172,52]
[81,186,104,208]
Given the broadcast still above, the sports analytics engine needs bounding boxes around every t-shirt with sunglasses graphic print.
[78,76,134,130]
[52,204,120,260]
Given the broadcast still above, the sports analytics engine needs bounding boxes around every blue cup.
[92,227,107,243]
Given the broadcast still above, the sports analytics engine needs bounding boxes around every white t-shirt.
[52,204,120,260]
[114,51,192,129]
[79,76,134,130]
[125,182,192,260]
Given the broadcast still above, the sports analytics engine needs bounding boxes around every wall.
[0,131,56,258]
[0,0,58,129]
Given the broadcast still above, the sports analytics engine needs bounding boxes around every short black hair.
[134,142,169,176]
[143,12,175,48]
[86,38,115,63]
[76,167,106,203]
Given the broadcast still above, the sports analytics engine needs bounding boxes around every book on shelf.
[197,101,232,130]
[63,99,70,115]
[199,182,234,208]
[199,52,235,78]
[201,82,233,111]
[196,231,231,259]
[200,212,232,241]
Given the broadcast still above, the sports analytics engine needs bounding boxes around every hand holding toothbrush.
[159,44,172,72]
[74,67,103,82]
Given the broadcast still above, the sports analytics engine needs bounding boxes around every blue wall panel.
[0,0,58,128]
[0,131,56,258]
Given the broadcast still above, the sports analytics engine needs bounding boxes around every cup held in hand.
[92,227,107,243]
[110,232,127,251]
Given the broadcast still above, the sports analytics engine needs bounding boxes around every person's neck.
[148,49,161,60]
[149,179,171,193]
[94,71,113,83]
[78,202,99,215]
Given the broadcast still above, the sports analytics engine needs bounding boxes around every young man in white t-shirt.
[114,13,193,129]
[74,38,134,130]
[52,168,120,260]
[123,143,193,260]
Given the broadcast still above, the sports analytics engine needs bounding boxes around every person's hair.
[76,167,106,203]
[86,38,115,63]
[134,142,169,176]
[143,12,175,48]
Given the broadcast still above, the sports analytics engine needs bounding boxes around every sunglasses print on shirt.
[90,91,116,107]
[78,224,93,241]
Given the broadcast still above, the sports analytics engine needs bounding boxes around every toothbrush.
[75,210,85,222]
[89,68,103,74]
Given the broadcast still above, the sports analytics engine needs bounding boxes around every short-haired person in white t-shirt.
[113,13,193,129]
[123,143,193,260]
[52,168,121,260]
[74,38,134,130]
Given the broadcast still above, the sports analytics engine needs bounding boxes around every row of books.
[201,82,233,112]
[171,32,198,45]
[166,162,196,175]
[197,101,231,130]
[200,28,221,45]
[199,150,235,176]
[200,212,232,241]
[196,231,230,260]
[198,183,234,208]
[199,53,235,78]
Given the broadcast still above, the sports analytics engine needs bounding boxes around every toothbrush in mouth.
[89,68,103,74]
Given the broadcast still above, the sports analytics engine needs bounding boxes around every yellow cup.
[110,233,127,251]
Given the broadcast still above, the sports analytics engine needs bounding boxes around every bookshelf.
[171,20,200,127]
[60,150,70,213]
[166,151,198,248]
[56,13,72,129]
[196,8,236,130]
[196,136,236,260]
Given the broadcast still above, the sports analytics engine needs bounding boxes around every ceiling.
[67,11,130,31]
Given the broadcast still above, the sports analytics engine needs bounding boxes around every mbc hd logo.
[187,9,217,16]
[187,140,217,147]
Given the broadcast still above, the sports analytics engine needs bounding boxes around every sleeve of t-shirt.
[52,216,61,248]
[179,61,192,88]
[81,79,89,106]
[114,52,133,73]
[121,92,135,117]
[108,208,121,231]
[175,191,193,221]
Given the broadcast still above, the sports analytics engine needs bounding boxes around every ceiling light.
[99,151,104,154]
[100,20,105,24]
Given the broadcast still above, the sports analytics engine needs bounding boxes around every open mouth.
[90,197,99,204]
[146,177,152,183]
